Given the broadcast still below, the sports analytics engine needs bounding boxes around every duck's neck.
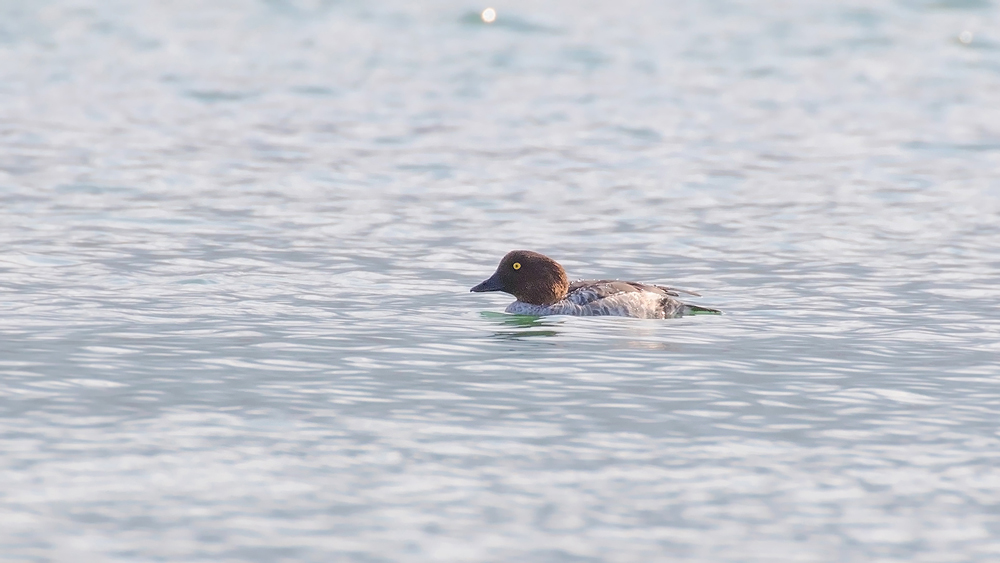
[517,270,569,306]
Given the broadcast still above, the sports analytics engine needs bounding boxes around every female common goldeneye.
[470,250,720,318]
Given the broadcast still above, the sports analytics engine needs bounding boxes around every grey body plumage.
[506,280,716,318]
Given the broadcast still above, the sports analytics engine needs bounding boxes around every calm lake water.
[2,0,1000,561]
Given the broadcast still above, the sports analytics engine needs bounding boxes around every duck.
[470,250,720,318]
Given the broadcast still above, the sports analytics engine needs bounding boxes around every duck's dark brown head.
[470,250,569,306]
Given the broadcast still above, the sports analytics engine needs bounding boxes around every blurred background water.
[1,0,999,561]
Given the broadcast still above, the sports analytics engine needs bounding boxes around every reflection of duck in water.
[471,250,721,319]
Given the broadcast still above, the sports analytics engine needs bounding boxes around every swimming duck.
[470,250,720,318]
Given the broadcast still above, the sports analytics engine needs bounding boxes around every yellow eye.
[512,262,521,270]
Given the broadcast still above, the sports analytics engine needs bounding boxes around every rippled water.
[2,0,1000,561]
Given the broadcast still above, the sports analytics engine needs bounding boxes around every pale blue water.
[2,0,1000,561]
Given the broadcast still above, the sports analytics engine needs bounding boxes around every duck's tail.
[682,303,722,316]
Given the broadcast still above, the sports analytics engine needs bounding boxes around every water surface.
[2,0,1000,561]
